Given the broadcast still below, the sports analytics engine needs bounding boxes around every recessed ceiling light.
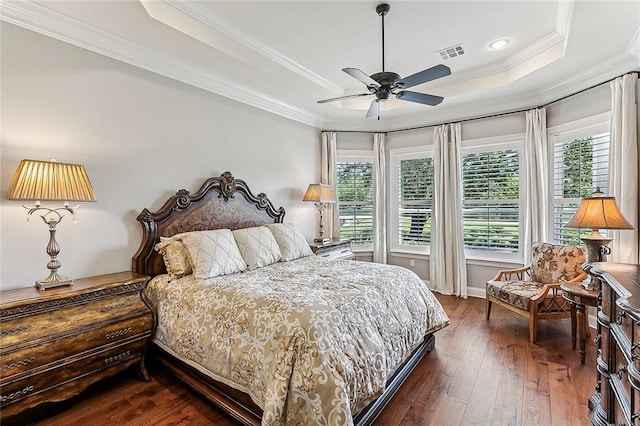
[488,39,510,50]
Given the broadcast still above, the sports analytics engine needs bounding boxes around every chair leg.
[529,308,537,344]
[486,297,492,320]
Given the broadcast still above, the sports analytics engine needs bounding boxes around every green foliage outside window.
[462,149,520,253]
[398,158,433,246]
[337,161,373,244]
[554,136,606,246]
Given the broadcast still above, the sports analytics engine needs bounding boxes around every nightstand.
[0,272,154,420]
[309,238,356,260]
[560,281,598,364]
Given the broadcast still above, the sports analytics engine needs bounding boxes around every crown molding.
[321,89,542,133]
[151,0,342,96]
[626,27,640,58]
[0,0,324,128]
[537,53,639,98]
[424,0,572,99]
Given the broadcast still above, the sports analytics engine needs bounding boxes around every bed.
[132,171,449,425]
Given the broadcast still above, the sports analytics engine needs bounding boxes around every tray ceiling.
[2,1,639,131]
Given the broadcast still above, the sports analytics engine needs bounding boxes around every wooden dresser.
[0,272,154,420]
[586,262,640,425]
[308,238,356,260]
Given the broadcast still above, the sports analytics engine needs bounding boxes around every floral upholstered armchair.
[486,242,587,343]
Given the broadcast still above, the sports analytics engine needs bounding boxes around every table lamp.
[6,159,96,290]
[303,183,335,244]
[564,188,633,290]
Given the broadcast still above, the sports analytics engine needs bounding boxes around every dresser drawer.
[0,314,153,380]
[614,306,635,352]
[611,340,640,425]
[0,337,147,408]
[0,272,152,420]
[0,292,148,350]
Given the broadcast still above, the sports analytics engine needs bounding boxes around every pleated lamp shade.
[6,159,96,202]
[303,184,335,203]
[565,195,633,230]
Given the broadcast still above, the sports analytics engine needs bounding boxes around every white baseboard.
[467,287,486,299]
[424,280,486,299]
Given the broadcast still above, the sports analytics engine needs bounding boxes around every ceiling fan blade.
[343,68,381,89]
[396,91,444,106]
[396,64,451,89]
[365,99,380,119]
[317,93,372,104]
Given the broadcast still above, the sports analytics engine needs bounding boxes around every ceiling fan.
[318,3,451,120]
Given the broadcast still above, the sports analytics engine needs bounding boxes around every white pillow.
[176,229,246,280]
[265,223,313,261]
[233,226,282,270]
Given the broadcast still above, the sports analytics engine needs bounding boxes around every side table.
[560,281,598,364]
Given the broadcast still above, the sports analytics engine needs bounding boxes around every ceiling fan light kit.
[318,3,451,119]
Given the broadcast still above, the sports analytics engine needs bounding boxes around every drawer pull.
[617,311,626,325]
[617,365,627,380]
[1,385,34,402]
[0,324,33,337]
[105,327,132,340]
[104,351,131,365]
[633,343,640,361]
[100,301,133,314]
[0,356,36,373]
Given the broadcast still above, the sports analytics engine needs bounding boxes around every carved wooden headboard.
[132,171,286,276]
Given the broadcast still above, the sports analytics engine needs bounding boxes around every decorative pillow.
[265,223,313,261]
[154,237,192,280]
[232,226,282,270]
[176,230,246,280]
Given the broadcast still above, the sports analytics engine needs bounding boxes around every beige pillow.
[176,229,246,280]
[154,236,192,280]
[232,226,282,270]
[265,223,313,261]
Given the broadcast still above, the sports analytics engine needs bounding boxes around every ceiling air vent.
[437,44,465,60]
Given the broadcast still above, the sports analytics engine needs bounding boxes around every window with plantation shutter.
[550,116,610,246]
[390,148,434,252]
[336,152,374,246]
[461,137,522,259]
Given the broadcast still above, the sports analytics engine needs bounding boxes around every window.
[550,115,610,246]
[461,136,523,259]
[390,148,434,253]
[336,151,373,246]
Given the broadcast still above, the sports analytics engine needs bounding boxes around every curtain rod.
[323,70,639,135]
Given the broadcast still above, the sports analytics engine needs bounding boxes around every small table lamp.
[564,188,634,290]
[303,183,335,244]
[6,159,96,290]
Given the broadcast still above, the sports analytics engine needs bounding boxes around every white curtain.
[609,73,639,263]
[373,133,387,263]
[321,131,340,239]
[523,107,549,265]
[431,123,467,298]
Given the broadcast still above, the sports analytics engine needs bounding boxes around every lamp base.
[314,237,331,244]
[579,232,613,292]
[581,276,597,291]
[36,273,73,291]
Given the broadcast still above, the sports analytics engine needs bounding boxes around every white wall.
[1,24,320,290]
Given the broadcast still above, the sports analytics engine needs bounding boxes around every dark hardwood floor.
[12,294,595,425]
